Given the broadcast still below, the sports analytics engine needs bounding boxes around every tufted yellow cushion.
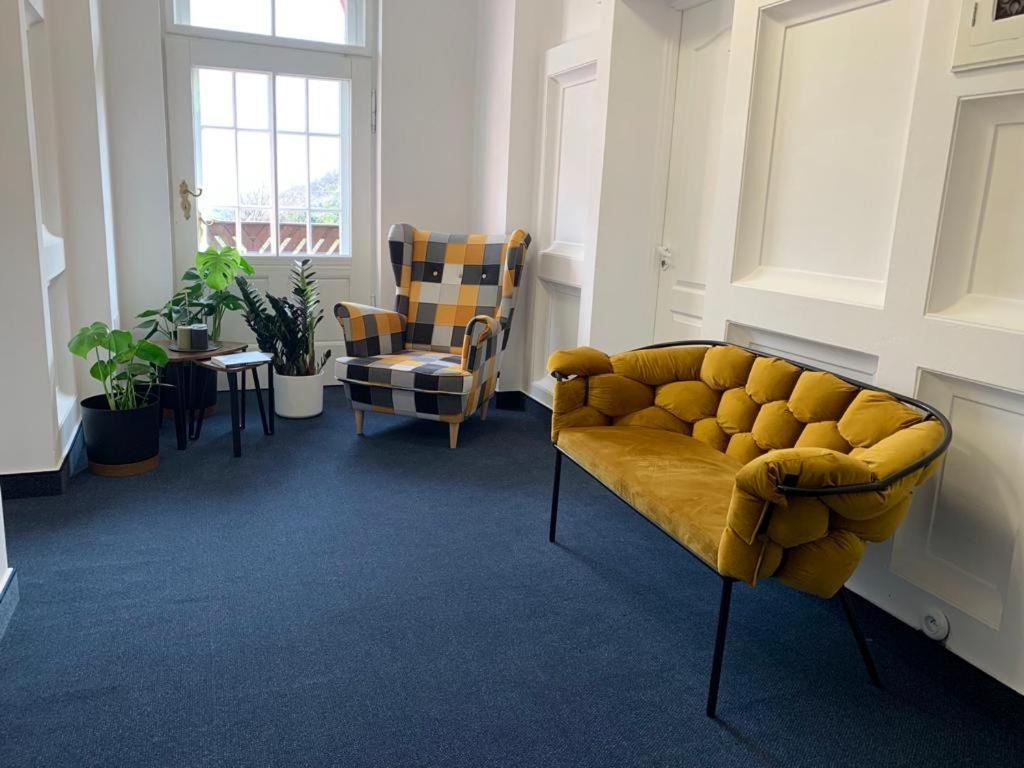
[717,388,760,435]
[693,417,729,452]
[751,401,804,450]
[701,346,756,391]
[839,390,924,447]
[746,356,802,404]
[795,421,852,453]
[588,374,654,417]
[656,380,720,423]
[776,531,866,599]
[788,371,859,423]
[615,406,691,433]
[725,432,764,465]
[610,347,706,386]
[547,346,612,378]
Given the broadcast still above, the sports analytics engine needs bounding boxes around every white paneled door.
[165,35,373,376]
[656,0,1024,693]
[653,0,732,343]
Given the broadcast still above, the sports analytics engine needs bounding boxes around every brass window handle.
[178,180,202,220]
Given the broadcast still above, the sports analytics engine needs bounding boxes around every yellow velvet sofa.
[546,341,951,716]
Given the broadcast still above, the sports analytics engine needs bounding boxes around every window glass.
[193,68,349,257]
[176,0,364,47]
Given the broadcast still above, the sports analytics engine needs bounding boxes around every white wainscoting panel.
[726,322,879,383]
[553,77,597,247]
[731,0,924,308]
[893,371,1024,631]
[928,91,1024,333]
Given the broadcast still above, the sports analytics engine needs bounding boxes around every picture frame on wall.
[954,0,1024,71]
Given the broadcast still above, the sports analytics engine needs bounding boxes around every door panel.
[653,0,732,343]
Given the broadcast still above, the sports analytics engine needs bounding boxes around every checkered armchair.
[334,223,531,448]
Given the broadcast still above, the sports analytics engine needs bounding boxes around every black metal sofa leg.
[706,577,734,718]
[839,587,882,688]
[549,450,562,543]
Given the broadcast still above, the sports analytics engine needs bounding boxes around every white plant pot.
[275,371,324,419]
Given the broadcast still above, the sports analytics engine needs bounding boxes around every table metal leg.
[173,364,187,451]
[240,367,247,430]
[252,368,271,435]
[227,371,242,458]
[194,368,211,440]
[186,362,198,439]
[267,367,275,435]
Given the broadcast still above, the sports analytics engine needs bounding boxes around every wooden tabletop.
[154,339,248,363]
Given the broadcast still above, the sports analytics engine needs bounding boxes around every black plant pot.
[80,393,162,476]
[161,364,218,416]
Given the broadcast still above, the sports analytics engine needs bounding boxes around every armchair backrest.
[387,223,531,354]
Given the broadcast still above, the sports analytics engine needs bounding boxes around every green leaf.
[89,359,114,382]
[136,308,160,318]
[110,329,133,355]
[136,339,169,366]
[195,246,247,291]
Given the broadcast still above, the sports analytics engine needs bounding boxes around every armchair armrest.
[720,422,948,596]
[547,346,613,380]
[461,315,500,373]
[334,302,406,357]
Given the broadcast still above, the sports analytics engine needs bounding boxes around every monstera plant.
[68,323,169,476]
[236,259,331,418]
[137,246,254,342]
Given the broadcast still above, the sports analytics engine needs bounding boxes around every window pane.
[275,76,306,133]
[177,0,365,46]
[235,72,269,130]
[199,127,237,205]
[309,136,340,210]
[237,131,272,208]
[198,69,233,128]
[308,79,340,135]
[239,209,272,254]
[204,209,237,250]
[275,0,346,45]
[310,212,340,255]
[194,68,352,258]
[277,134,308,207]
[279,211,308,255]
[184,0,272,36]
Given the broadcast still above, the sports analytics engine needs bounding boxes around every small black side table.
[195,358,275,457]
[155,339,248,450]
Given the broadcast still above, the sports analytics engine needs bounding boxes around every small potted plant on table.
[236,259,331,418]
[136,246,254,415]
[68,322,169,476]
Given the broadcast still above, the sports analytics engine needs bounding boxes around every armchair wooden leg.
[354,410,364,436]
[449,422,460,449]
[706,577,734,718]
[481,400,489,421]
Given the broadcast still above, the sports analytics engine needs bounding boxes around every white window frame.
[162,0,376,58]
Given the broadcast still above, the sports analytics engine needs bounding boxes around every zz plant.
[68,323,169,410]
[236,259,331,376]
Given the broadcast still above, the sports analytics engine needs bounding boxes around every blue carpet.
[1,388,1021,767]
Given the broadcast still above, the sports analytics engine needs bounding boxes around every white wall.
[376,0,478,300]
[101,0,175,324]
[0,0,71,475]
